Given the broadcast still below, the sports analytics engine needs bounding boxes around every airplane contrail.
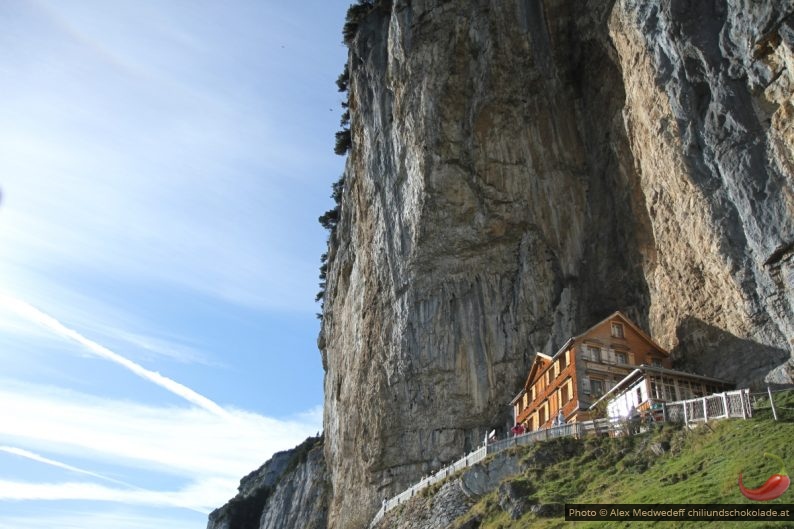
[0,294,231,418]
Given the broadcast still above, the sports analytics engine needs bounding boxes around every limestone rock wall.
[610,0,794,383]
[259,443,328,529]
[206,436,328,529]
[319,1,793,528]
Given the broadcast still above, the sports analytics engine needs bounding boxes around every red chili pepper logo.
[738,453,790,501]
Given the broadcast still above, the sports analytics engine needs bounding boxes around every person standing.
[628,404,640,434]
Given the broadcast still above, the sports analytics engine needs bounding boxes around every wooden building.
[510,311,673,430]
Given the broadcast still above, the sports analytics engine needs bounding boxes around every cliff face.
[609,0,794,383]
[206,436,328,529]
[319,1,793,528]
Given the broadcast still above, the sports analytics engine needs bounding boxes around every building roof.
[515,312,666,401]
[547,311,669,363]
[509,353,552,404]
[573,311,669,355]
[509,311,671,407]
[509,388,526,405]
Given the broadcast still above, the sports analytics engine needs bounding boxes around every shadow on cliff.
[671,316,790,388]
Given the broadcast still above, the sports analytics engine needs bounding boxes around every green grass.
[452,395,794,529]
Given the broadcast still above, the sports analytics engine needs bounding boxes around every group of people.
[511,410,567,437]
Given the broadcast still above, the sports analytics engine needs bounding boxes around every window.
[651,358,663,368]
[561,379,571,405]
[615,351,627,364]
[590,379,604,397]
[611,322,624,338]
[663,379,677,400]
[538,405,546,426]
[588,345,601,362]
[650,379,659,400]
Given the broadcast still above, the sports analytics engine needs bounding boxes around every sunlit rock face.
[317,1,793,528]
[609,0,793,384]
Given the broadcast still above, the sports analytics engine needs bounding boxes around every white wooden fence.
[369,389,751,528]
[663,389,751,424]
[368,446,488,527]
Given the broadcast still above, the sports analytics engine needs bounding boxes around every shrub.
[316,173,346,312]
[334,129,351,155]
[336,69,349,92]
[342,1,374,46]
[331,176,345,204]
[319,208,339,232]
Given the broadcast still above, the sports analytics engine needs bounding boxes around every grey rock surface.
[372,479,474,529]
[259,444,328,529]
[497,480,534,520]
[320,2,793,526]
[459,453,522,499]
[206,436,328,529]
[609,0,794,384]
[206,449,294,529]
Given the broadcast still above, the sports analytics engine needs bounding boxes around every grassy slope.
[455,393,794,529]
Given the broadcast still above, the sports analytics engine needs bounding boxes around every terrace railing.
[663,389,751,425]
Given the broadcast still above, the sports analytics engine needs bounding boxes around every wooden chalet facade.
[510,311,673,431]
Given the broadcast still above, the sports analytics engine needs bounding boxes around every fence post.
[662,403,667,423]
[768,386,778,421]
[721,392,728,418]
[683,401,688,426]
[739,390,749,419]
[703,397,708,423]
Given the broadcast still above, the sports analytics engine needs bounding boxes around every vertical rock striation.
[319,1,793,528]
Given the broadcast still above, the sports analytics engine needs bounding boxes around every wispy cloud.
[0,294,229,417]
[0,447,135,489]
[0,509,203,529]
[0,0,326,316]
[0,480,212,513]
[0,381,321,511]
[0,281,217,368]
[0,3,342,529]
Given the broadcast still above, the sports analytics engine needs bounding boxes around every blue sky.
[0,1,349,527]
